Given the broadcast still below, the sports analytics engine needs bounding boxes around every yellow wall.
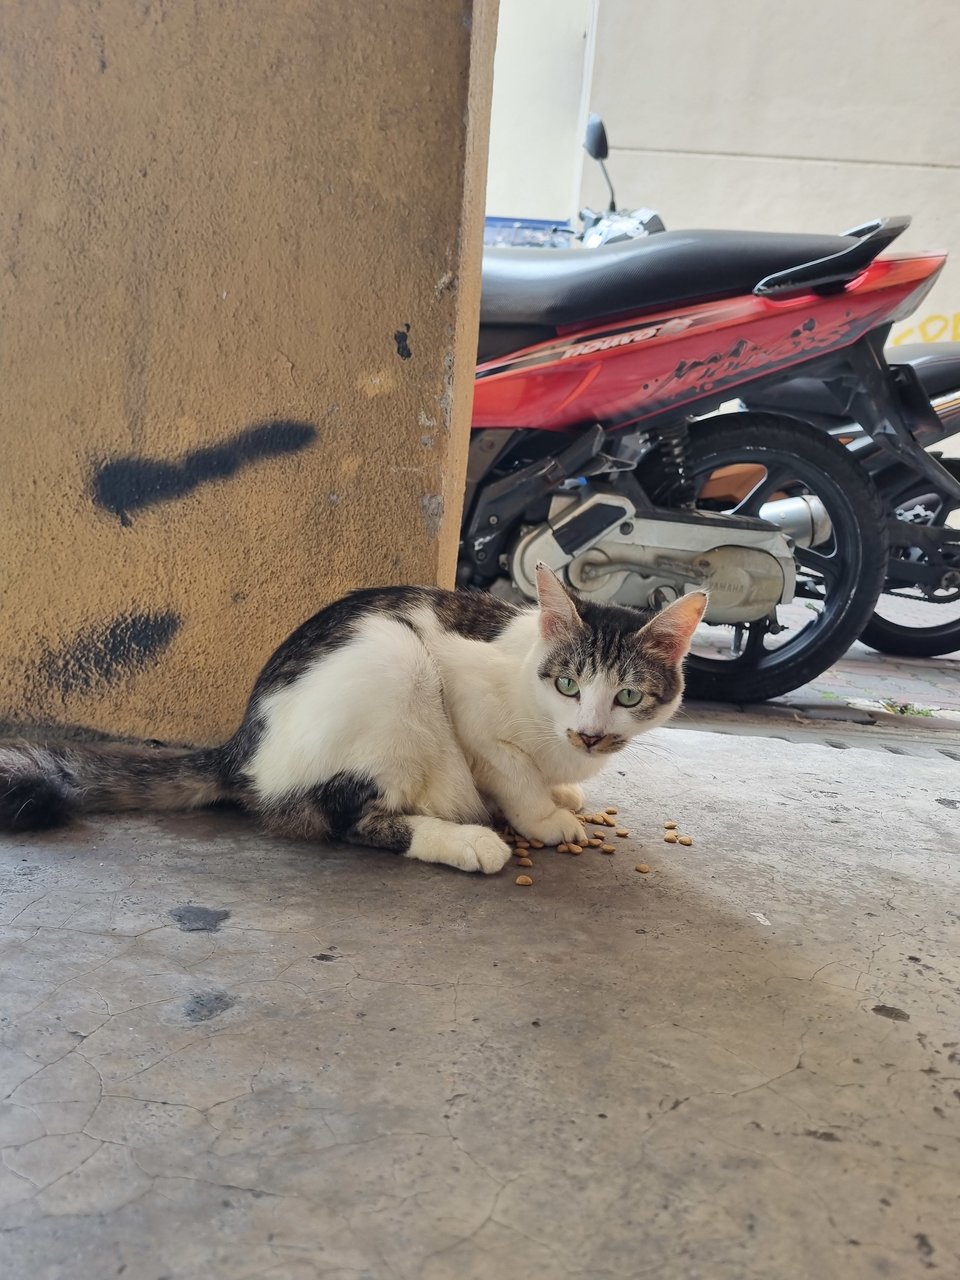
[486,0,595,221]
[0,0,497,745]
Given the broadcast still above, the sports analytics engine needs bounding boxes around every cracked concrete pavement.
[1,727,958,1279]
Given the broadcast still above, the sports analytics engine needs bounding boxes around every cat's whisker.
[631,735,677,759]
[622,741,681,774]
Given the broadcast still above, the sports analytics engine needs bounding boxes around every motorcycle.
[463,214,958,702]
[573,114,960,661]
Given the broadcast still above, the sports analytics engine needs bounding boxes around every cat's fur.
[0,566,706,873]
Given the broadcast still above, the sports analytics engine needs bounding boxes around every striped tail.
[0,739,231,833]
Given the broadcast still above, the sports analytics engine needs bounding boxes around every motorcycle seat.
[481,229,859,328]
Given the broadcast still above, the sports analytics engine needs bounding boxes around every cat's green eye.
[555,675,580,697]
[615,688,644,707]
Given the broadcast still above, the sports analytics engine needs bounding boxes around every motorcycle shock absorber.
[658,418,696,506]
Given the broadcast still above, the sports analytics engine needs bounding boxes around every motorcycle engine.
[506,492,797,624]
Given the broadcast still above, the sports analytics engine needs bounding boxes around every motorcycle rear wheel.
[860,457,960,659]
[646,415,888,703]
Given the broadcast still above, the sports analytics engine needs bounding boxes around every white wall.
[485,0,597,221]
[582,0,960,347]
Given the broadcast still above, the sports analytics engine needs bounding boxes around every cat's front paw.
[513,809,587,848]
[452,826,513,875]
[406,820,512,875]
[551,783,584,813]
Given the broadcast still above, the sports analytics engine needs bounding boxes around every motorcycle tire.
[860,457,960,659]
[649,414,888,704]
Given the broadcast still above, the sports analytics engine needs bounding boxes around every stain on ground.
[804,1129,841,1142]
[935,797,959,809]
[394,323,412,360]
[312,953,339,962]
[39,611,181,695]
[169,905,231,932]
[183,992,236,1023]
[92,420,318,524]
[872,1004,910,1022]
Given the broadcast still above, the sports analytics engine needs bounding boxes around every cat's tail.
[0,739,233,833]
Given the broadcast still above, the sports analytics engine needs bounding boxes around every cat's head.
[533,563,707,755]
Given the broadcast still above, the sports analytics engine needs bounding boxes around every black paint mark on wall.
[394,324,412,360]
[39,611,181,695]
[92,420,318,525]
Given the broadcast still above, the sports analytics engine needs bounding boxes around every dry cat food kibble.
[495,804,699,890]
[496,803,696,885]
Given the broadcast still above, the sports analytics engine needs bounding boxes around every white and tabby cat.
[0,566,705,873]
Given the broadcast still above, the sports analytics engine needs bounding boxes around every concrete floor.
[1,728,959,1280]
[793,644,960,717]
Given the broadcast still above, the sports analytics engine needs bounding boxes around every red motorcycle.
[462,217,957,700]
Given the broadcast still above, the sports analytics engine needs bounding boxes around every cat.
[0,565,706,874]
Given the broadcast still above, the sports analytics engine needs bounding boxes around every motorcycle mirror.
[584,113,609,161]
[584,113,616,212]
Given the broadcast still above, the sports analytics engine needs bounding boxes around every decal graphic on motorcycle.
[476,304,889,425]
[475,316,675,380]
[656,310,883,409]
[560,317,694,359]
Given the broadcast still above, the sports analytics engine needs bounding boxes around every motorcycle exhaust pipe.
[758,495,831,547]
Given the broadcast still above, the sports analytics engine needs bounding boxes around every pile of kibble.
[497,809,694,886]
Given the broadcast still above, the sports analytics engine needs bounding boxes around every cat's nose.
[578,732,603,750]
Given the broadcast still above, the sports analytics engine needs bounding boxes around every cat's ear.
[638,591,708,664]
[535,563,581,642]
